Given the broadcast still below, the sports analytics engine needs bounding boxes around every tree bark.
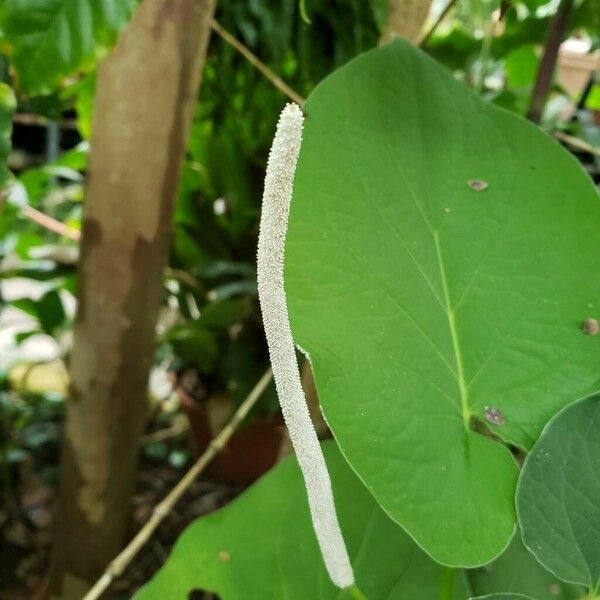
[379,0,433,45]
[50,0,215,593]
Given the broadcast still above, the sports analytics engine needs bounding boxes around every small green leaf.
[504,45,539,89]
[36,289,66,334]
[286,39,600,566]
[165,325,217,372]
[69,72,95,138]
[200,298,253,329]
[517,395,600,591]
[0,83,16,188]
[14,232,45,259]
[11,298,39,319]
[1,0,138,95]
[134,442,469,599]
[11,289,66,335]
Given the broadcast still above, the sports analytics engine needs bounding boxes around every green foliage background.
[0,0,599,597]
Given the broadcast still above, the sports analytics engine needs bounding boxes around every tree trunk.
[50,0,215,593]
[379,0,433,45]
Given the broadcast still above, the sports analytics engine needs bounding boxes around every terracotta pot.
[557,47,600,98]
[178,386,285,484]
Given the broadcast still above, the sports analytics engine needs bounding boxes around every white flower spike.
[257,103,355,590]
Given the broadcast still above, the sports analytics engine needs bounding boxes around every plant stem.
[439,567,455,600]
[21,205,80,240]
[208,18,305,106]
[526,0,574,123]
[299,0,311,24]
[347,584,369,600]
[553,131,600,157]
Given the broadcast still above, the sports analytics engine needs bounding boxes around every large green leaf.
[516,395,600,592]
[134,442,469,599]
[469,534,584,599]
[285,39,600,566]
[0,83,16,188]
[1,0,138,95]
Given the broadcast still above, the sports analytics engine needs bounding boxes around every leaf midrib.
[371,90,472,429]
[434,230,471,428]
[339,87,472,428]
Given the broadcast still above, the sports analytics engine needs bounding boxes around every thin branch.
[418,0,458,47]
[82,368,273,600]
[209,18,305,107]
[553,131,600,157]
[164,267,202,291]
[141,420,189,445]
[21,206,81,240]
[12,112,78,129]
[19,208,209,295]
[526,0,574,124]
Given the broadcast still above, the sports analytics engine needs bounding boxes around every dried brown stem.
[553,131,600,157]
[18,211,209,292]
[209,18,305,107]
[141,420,189,445]
[21,206,81,240]
[418,0,458,47]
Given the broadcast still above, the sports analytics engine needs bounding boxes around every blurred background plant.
[0,0,598,597]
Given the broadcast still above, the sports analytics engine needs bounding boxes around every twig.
[553,131,600,156]
[12,112,78,129]
[208,18,305,107]
[82,368,273,600]
[526,0,574,124]
[418,0,458,47]
[19,208,208,293]
[164,267,202,291]
[141,420,189,445]
[21,206,81,241]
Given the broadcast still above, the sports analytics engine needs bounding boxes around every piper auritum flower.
[257,103,355,590]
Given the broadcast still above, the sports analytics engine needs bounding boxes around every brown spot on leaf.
[548,583,562,596]
[468,179,489,192]
[583,318,599,336]
[484,406,505,426]
[218,551,230,561]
